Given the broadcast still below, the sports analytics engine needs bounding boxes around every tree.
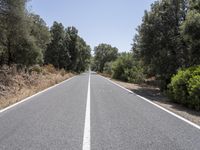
[45,22,69,69]
[0,0,7,64]
[66,26,78,71]
[29,13,51,63]
[0,0,90,71]
[93,43,118,72]
[75,36,91,72]
[45,23,90,72]
[0,0,9,64]
[181,0,200,66]
[112,52,144,83]
[0,0,43,66]
[133,0,188,90]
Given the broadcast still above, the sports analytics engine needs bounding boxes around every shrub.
[168,65,200,110]
[124,67,144,83]
[29,65,42,74]
[112,53,131,81]
[44,64,57,74]
[103,62,113,75]
[60,68,66,76]
[112,53,144,83]
[188,75,200,110]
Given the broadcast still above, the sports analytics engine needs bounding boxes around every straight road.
[90,74,200,150]
[0,73,88,150]
[0,72,200,149]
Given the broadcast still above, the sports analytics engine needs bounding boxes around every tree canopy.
[0,0,91,73]
[180,0,200,66]
[93,43,118,72]
[45,23,91,72]
[132,0,199,90]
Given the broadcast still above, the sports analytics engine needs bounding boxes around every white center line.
[82,72,91,150]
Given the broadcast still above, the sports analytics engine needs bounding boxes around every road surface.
[0,72,200,150]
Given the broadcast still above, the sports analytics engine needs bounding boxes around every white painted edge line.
[99,75,200,130]
[82,72,91,150]
[0,75,76,114]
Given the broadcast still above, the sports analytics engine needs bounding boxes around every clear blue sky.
[28,0,155,52]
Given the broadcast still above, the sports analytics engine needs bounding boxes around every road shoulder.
[103,76,200,126]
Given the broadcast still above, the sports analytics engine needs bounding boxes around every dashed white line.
[82,72,91,150]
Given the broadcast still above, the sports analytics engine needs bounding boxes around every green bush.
[112,53,144,83]
[168,65,200,110]
[188,75,200,110]
[124,67,144,83]
[103,62,113,75]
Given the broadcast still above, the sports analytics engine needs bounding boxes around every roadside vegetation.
[0,0,199,111]
[0,64,74,109]
[168,66,200,110]
[0,0,91,108]
[92,0,200,111]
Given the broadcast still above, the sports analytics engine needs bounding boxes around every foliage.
[103,62,113,75]
[0,0,46,66]
[131,0,200,110]
[132,0,189,90]
[93,43,118,72]
[0,1,90,73]
[168,66,200,110]
[45,22,67,69]
[66,26,78,71]
[75,36,91,73]
[180,0,200,66]
[29,13,51,59]
[45,24,91,72]
[112,53,145,83]
[14,36,43,65]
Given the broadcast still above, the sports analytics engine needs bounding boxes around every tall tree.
[133,0,188,90]
[45,22,69,69]
[0,0,7,64]
[66,26,78,71]
[29,13,51,64]
[181,0,200,66]
[45,23,91,72]
[75,36,91,72]
[93,43,118,72]
[0,0,42,66]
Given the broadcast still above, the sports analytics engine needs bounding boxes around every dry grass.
[0,65,74,109]
[98,72,112,78]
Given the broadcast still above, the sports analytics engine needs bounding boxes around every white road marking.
[0,76,76,113]
[82,72,91,150]
[99,75,200,130]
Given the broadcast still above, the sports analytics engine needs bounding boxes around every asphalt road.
[0,72,200,150]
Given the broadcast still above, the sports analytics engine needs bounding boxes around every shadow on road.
[131,87,200,118]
